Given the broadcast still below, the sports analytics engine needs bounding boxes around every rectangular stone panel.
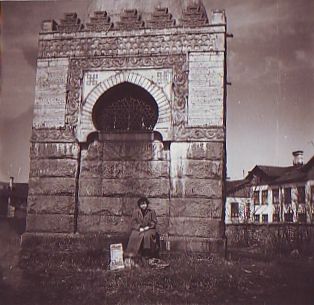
[79,197,123,216]
[79,178,102,196]
[170,142,224,161]
[33,58,69,128]
[121,197,169,217]
[102,178,170,198]
[170,159,222,179]
[26,214,74,233]
[184,160,222,179]
[27,195,75,214]
[102,141,167,161]
[77,215,129,233]
[30,142,79,159]
[186,142,224,160]
[28,177,76,196]
[170,198,222,218]
[102,160,169,179]
[80,160,103,178]
[188,51,224,127]
[169,217,223,238]
[171,178,222,198]
[29,159,77,177]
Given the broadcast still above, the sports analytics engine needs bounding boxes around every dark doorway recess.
[92,82,159,132]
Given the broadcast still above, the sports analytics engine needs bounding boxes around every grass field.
[1,219,314,305]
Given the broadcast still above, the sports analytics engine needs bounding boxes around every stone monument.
[24,2,227,254]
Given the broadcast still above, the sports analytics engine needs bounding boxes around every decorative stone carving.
[146,7,175,29]
[38,31,220,58]
[58,13,83,33]
[180,3,208,27]
[31,127,76,143]
[66,55,187,137]
[85,11,113,32]
[116,9,144,30]
[176,127,225,142]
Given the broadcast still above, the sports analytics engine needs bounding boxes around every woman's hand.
[139,227,145,232]
[144,226,150,231]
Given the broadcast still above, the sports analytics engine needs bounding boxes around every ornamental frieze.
[38,31,222,58]
[31,127,76,143]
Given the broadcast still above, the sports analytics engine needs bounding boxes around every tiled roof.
[256,165,293,178]
[246,154,314,185]
[226,179,250,196]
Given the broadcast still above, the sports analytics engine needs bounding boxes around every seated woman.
[125,197,159,260]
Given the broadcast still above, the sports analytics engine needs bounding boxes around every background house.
[0,178,28,219]
[226,151,314,224]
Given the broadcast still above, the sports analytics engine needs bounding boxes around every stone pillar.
[169,142,225,252]
[26,57,79,233]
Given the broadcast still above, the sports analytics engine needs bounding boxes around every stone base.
[164,236,226,256]
[20,232,226,269]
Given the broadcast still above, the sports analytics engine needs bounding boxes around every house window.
[262,190,268,205]
[262,214,268,223]
[253,191,260,205]
[273,213,280,222]
[284,212,293,222]
[231,202,239,218]
[311,186,314,206]
[284,187,291,204]
[297,186,306,204]
[254,214,260,223]
[272,188,279,205]
[245,201,251,220]
[298,213,306,223]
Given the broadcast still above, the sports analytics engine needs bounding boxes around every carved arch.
[76,71,172,142]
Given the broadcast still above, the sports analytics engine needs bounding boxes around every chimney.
[9,176,14,190]
[292,150,304,166]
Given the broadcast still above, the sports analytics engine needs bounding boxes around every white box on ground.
[109,243,125,270]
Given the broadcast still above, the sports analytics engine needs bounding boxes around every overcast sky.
[0,0,313,182]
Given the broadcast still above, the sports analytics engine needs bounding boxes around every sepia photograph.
[0,0,313,304]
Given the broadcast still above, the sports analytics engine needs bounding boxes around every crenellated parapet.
[40,4,225,34]
[85,11,113,32]
[180,2,208,27]
[57,13,84,33]
[116,9,144,30]
[146,7,176,29]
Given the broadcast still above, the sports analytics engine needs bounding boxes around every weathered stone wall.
[27,141,79,233]
[169,142,224,252]
[78,136,170,235]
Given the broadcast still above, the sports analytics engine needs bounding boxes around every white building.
[226,151,314,224]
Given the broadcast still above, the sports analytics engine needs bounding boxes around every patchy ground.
[0,219,314,305]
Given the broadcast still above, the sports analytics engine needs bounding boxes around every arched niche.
[76,71,172,142]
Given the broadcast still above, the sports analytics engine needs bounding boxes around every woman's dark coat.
[125,207,157,257]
